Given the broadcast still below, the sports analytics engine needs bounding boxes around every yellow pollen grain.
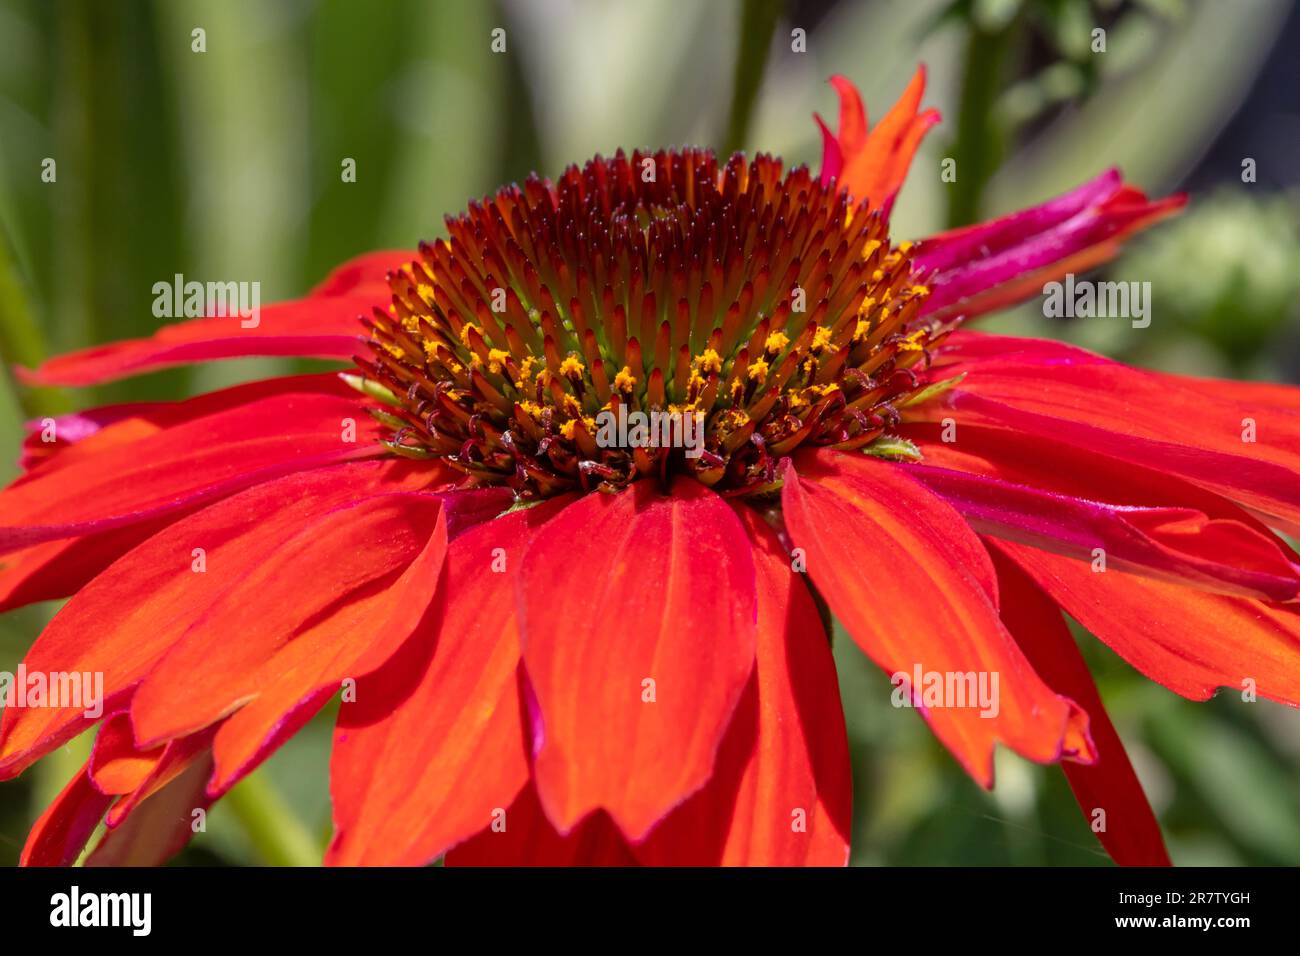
[559,355,585,378]
[559,419,577,440]
[400,315,421,333]
[812,326,833,351]
[693,349,723,374]
[747,358,769,381]
[614,366,637,392]
[514,355,538,389]
[416,283,436,309]
[897,241,914,254]
[861,239,881,260]
[518,400,544,418]
[459,323,481,347]
[487,348,510,374]
[763,331,789,354]
[898,329,928,352]
[910,284,930,297]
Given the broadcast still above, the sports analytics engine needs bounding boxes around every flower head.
[3,67,1297,869]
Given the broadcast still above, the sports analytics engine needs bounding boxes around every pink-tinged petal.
[633,505,851,866]
[819,68,939,216]
[326,499,570,867]
[0,375,384,555]
[85,754,214,867]
[16,373,345,474]
[902,461,1300,601]
[915,174,1185,321]
[17,250,417,387]
[19,403,160,471]
[781,449,1092,787]
[20,763,114,867]
[919,333,1300,534]
[993,538,1300,707]
[522,479,758,840]
[445,783,637,867]
[130,493,447,748]
[0,459,438,780]
[813,112,844,187]
[989,548,1170,866]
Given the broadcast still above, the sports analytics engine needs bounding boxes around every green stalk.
[224,771,321,867]
[945,18,1017,228]
[723,0,784,155]
[0,226,66,418]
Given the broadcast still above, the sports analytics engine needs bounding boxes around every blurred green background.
[1,0,1298,866]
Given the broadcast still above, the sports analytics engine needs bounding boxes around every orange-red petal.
[781,449,1092,787]
[522,478,758,840]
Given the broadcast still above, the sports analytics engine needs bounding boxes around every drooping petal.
[915,172,1185,321]
[816,68,939,216]
[521,479,758,840]
[325,499,569,867]
[19,763,113,867]
[781,449,1092,787]
[902,460,1300,601]
[917,333,1300,534]
[444,783,637,867]
[18,250,416,387]
[129,493,447,748]
[990,547,1170,867]
[993,538,1300,706]
[104,727,217,828]
[633,504,851,866]
[0,459,438,779]
[85,754,214,867]
[0,375,385,555]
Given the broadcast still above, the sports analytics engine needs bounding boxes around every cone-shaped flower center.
[357,148,946,498]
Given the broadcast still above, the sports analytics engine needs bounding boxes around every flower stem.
[0,225,67,419]
[723,0,784,155]
[223,771,321,867]
[945,17,1017,228]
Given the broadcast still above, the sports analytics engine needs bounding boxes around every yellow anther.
[812,326,833,351]
[898,329,928,352]
[459,323,481,347]
[763,331,789,354]
[559,355,585,378]
[514,355,538,389]
[487,349,510,374]
[416,283,436,308]
[614,366,637,392]
[747,358,769,381]
[693,349,723,374]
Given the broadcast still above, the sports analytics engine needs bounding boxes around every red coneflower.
[3,66,1296,868]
